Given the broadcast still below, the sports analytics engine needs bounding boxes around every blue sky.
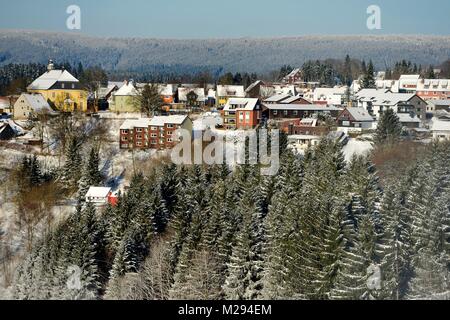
[1,0,449,38]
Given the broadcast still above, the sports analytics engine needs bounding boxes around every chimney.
[47,59,55,72]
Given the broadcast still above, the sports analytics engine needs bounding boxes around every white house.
[13,93,53,120]
[85,187,113,204]
[354,89,427,125]
[313,87,348,106]
[431,115,450,141]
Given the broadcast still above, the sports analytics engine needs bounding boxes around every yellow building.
[27,61,88,112]
[216,85,245,108]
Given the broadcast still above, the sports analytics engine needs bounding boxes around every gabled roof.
[178,87,205,102]
[355,89,417,106]
[431,118,450,131]
[19,93,53,113]
[264,94,292,103]
[341,107,374,122]
[27,70,79,90]
[263,104,340,111]
[114,81,139,96]
[397,113,421,123]
[223,98,259,111]
[281,95,311,104]
[85,187,112,198]
[216,85,245,98]
[245,80,264,93]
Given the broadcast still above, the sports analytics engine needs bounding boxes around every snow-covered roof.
[344,107,374,122]
[427,99,450,106]
[27,69,79,90]
[281,95,311,104]
[149,115,189,126]
[355,89,417,106]
[216,85,245,98]
[223,98,259,111]
[85,187,111,198]
[19,93,53,113]
[114,81,139,96]
[264,94,291,103]
[120,119,152,130]
[263,104,340,111]
[178,87,205,102]
[245,80,264,93]
[120,115,189,130]
[0,97,10,108]
[431,118,450,131]
[397,113,421,123]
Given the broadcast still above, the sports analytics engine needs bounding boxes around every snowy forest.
[9,136,450,300]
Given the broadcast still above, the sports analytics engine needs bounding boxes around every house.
[280,118,329,136]
[398,75,421,93]
[206,89,216,107]
[313,87,348,105]
[222,98,261,130]
[263,94,292,104]
[120,115,193,150]
[431,115,450,140]
[397,113,422,129]
[280,95,312,105]
[354,89,427,123]
[287,134,322,153]
[13,93,54,120]
[159,84,178,104]
[85,187,117,205]
[337,107,375,132]
[245,80,265,98]
[27,60,88,112]
[110,81,139,113]
[262,104,341,121]
[216,85,245,108]
[178,87,205,111]
[282,68,303,84]
[0,96,14,114]
[426,99,450,113]
[95,83,119,111]
[416,79,450,100]
[0,122,16,140]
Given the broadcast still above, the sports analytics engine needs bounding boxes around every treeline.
[12,138,450,300]
[0,62,108,96]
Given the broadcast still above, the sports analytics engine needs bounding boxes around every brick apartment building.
[120,115,193,150]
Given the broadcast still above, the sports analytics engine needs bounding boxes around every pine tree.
[62,135,83,190]
[375,109,403,145]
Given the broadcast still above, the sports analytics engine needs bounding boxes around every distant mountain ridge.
[1,30,450,75]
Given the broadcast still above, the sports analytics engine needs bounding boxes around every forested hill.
[1,30,450,75]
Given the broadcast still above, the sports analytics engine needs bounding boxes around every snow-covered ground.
[343,137,374,162]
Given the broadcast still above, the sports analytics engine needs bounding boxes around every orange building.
[222,98,261,130]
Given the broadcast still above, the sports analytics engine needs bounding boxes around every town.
[1,55,449,301]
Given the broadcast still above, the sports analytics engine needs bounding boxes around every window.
[239,112,244,121]
[151,133,157,138]
[121,136,128,141]
[136,128,143,133]
[167,124,174,128]
[293,111,298,116]
[167,138,173,142]
[151,126,158,130]
[167,131,173,136]
[61,83,65,89]
[284,110,288,116]
[246,112,251,121]
[273,110,278,116]
[121,130,129,134]
[136,142,142,146]
[137,135,142,139]
[72,84,75,89]
[151,140,157,145]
